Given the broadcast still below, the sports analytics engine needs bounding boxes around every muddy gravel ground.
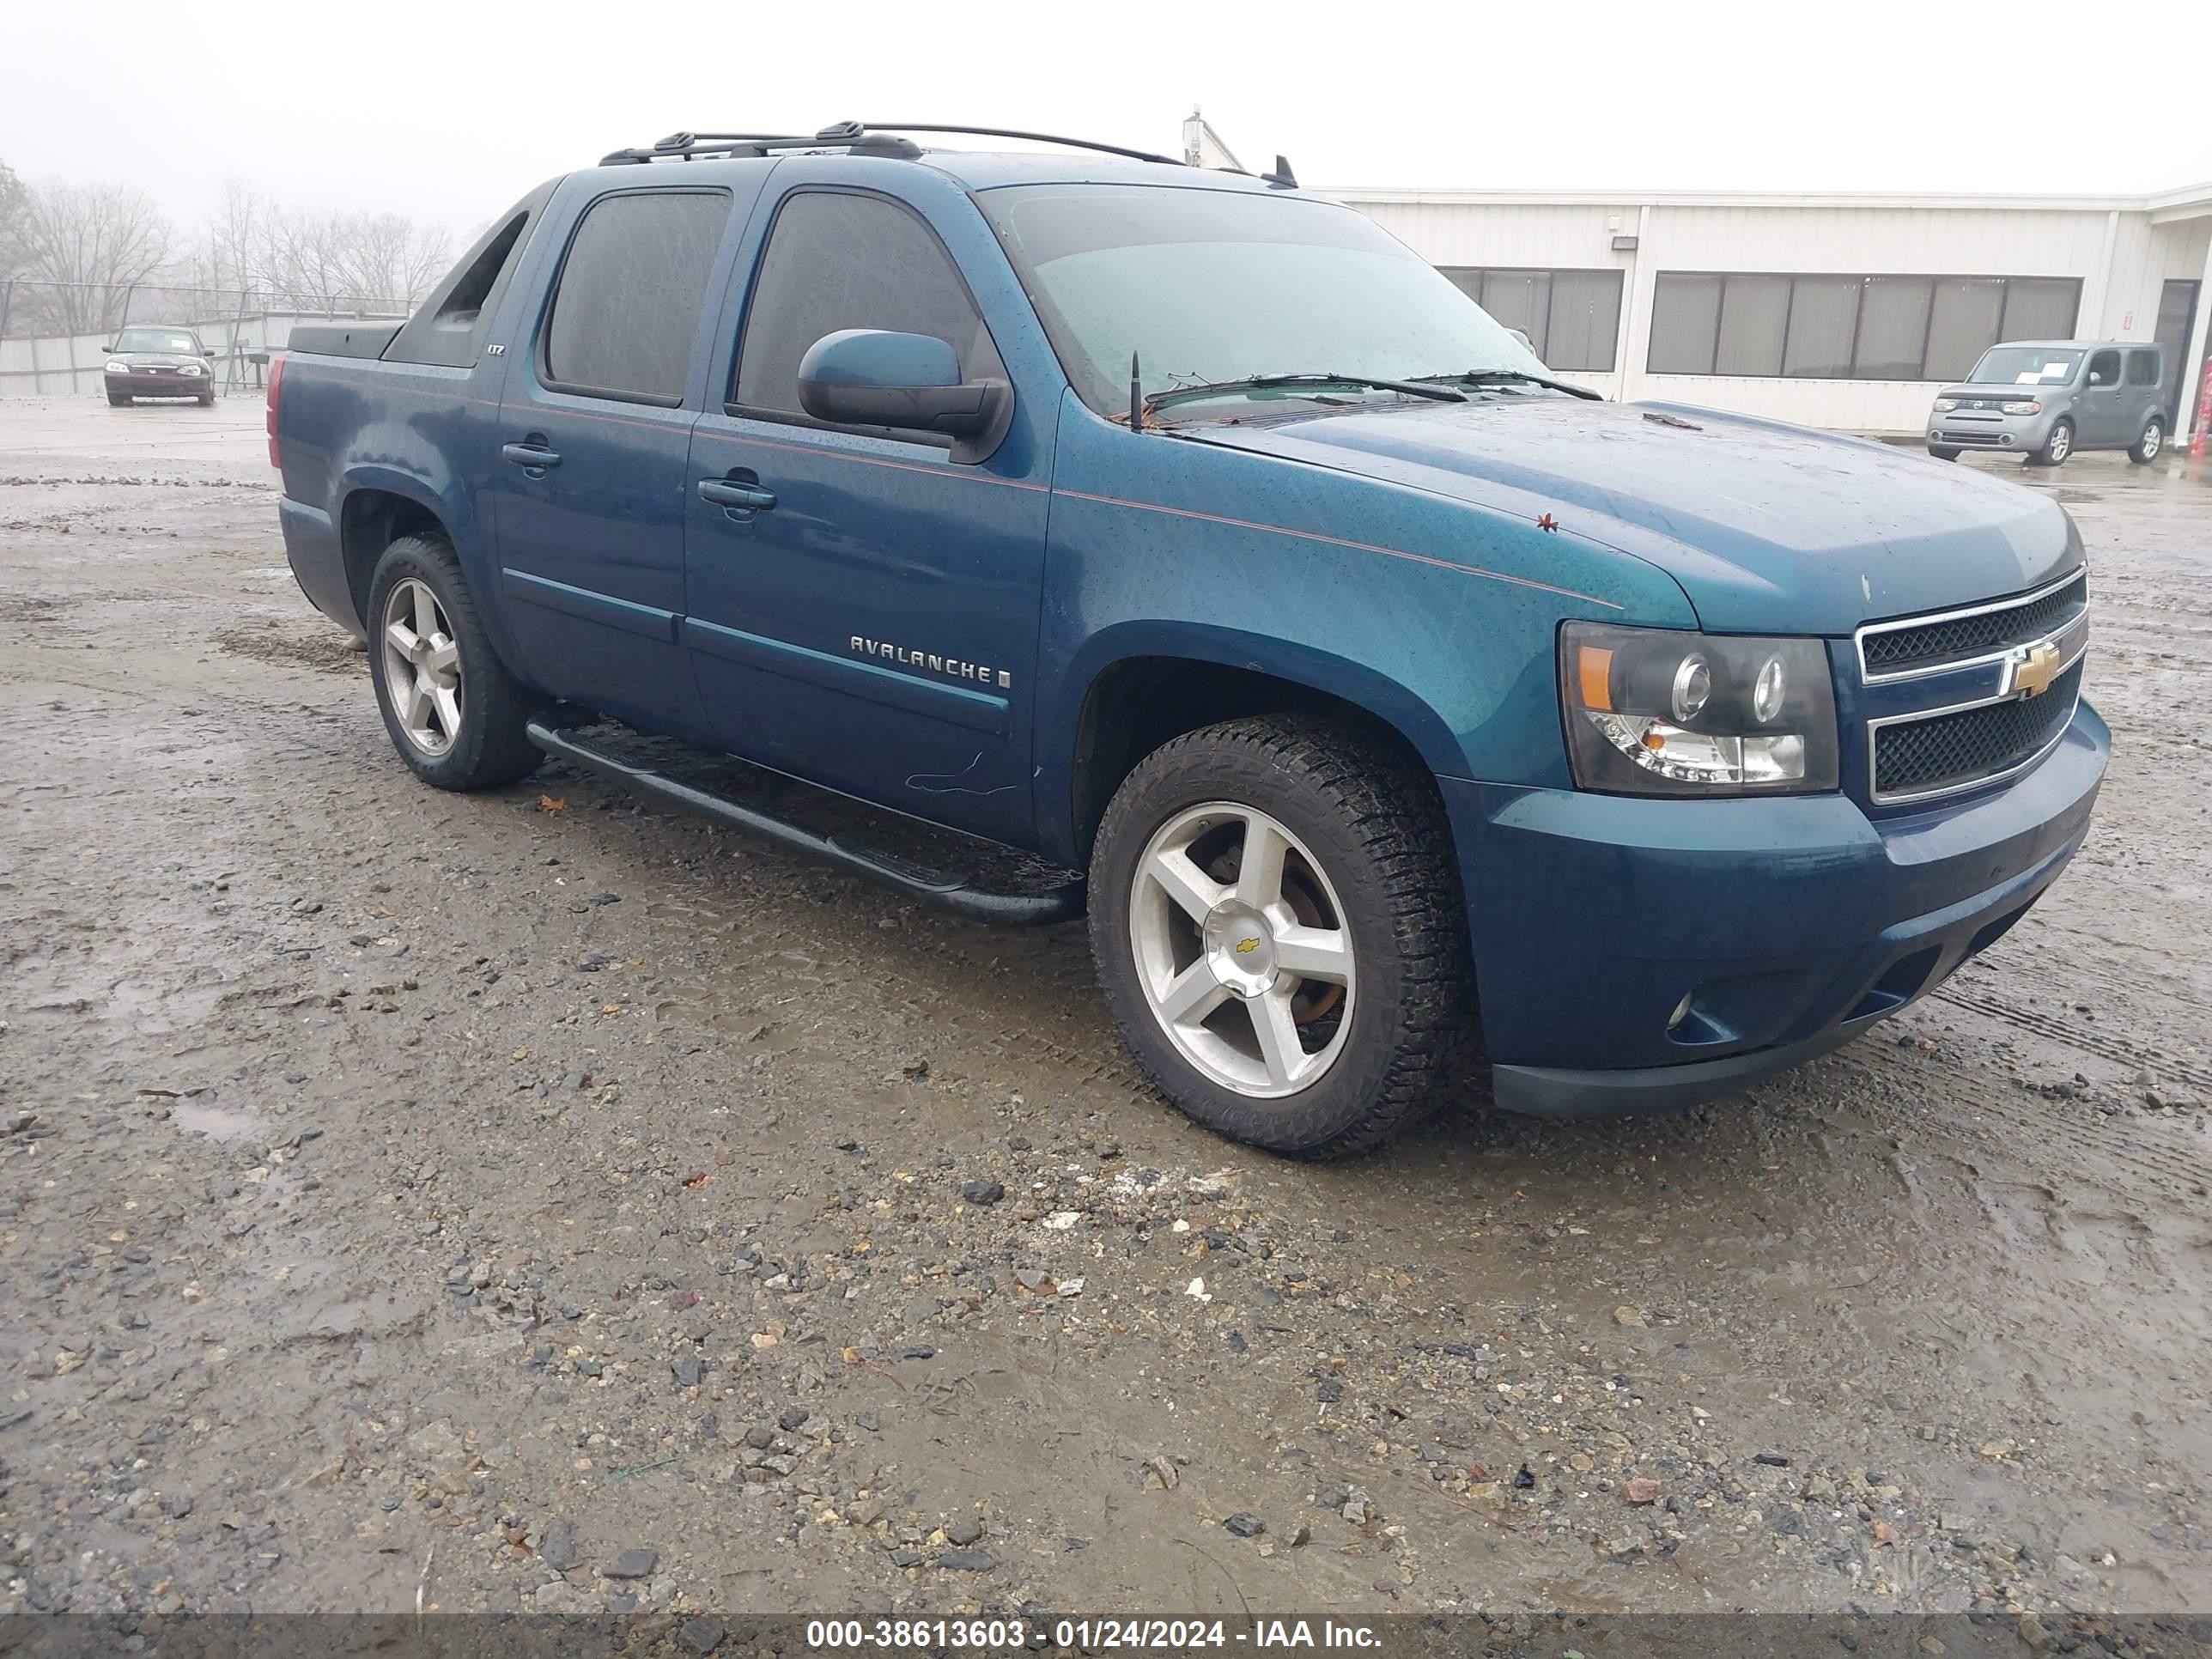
[3,394,2210,1632]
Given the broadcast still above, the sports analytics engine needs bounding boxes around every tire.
[198,392,216,408]
[1088,715,1475,1158]
[365,533,542,792]
[107,392,131,407]
[2128,418,2163,465]
[2028,418,2073,467]
[1928,447,1960,462]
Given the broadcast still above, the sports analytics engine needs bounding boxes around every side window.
[2124,349,2160,386]
[2085,348,2121,388]
[542,191,731,404]
[733,191,1002,421]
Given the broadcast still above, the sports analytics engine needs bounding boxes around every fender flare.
[1039,619,1468,860]
[334,464,516,661]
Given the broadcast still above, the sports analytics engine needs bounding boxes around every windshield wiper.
[1412,368,1603,402]
[1146,372,1468,416]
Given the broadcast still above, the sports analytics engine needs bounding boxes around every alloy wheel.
[1127,802,1356,1098]
[380,578,463,757]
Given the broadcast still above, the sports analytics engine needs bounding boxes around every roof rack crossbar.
[599,122,1191,170]
[843,124,1184,166]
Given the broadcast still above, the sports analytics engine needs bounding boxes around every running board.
[526,720,1085,926]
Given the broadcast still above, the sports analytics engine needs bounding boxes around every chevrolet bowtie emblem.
[2012,641,2063,698]
[1235,938,1262,955]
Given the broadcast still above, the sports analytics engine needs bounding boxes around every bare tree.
[0,158,29,283]
[18,180,173,335]
[240,202,448,315]
[183,178,270,298]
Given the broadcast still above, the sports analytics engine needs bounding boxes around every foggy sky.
[11,0,2210,242]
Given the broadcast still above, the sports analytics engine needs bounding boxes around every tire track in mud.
[1930,982,2212,1092]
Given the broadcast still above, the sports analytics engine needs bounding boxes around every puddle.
[171,1102,258,1140]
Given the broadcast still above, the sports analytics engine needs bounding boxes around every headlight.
[106,359,131,374]
[1559,623,1839,795]
[179,363,204,376]
[2001,399,2039,416]
[1931,398,1958,412]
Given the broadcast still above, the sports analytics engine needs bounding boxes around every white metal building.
[1325,180,2212,440]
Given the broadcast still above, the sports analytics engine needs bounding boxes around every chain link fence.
[0,281,413,398]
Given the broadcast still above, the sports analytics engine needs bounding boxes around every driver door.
[680,170,1050,843]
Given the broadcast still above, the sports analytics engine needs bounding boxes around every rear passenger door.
[680,166,1052,844]
[2075,348,2127,447]
[489,185,743,739]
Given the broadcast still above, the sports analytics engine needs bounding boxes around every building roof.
[1324,181,2212,218]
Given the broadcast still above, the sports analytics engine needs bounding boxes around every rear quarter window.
[541,190,732,405]
[2124,349,2160,386]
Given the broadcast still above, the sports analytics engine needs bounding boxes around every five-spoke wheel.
[1129,801,1356,1098]
[1090,716,1474,1158]
[380,577,464,757]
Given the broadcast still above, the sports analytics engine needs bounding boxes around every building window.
[1440,266,1623,372]
[1647,272,2081,381]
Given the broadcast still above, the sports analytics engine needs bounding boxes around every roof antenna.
[1262,154,1297,189]
[1128,352,1145,432]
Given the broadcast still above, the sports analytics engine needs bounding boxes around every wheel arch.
[1047,624,1464,867]
[337,479,453,629]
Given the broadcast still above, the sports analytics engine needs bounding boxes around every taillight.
[265,353,286,469]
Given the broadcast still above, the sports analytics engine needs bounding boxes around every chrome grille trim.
[1856,567,2088,684]
[1863,626,2089,805]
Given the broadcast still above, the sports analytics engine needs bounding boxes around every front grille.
[1943,430,2008,445]
[1860,572,2087,678]
[1872,659,2082,799]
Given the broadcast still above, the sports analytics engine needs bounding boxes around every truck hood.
[1177,396,2078,635]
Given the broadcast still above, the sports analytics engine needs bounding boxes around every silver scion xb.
[1926,341,2168,467]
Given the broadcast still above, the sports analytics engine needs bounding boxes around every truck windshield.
[114,329,199,355]
[1965,346,2081,386]
[976,183,1547,419]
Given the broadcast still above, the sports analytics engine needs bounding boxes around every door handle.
[501,441,562,469]
[698,478,777,512]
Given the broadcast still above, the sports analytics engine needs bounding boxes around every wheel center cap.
[1202,902,1277,999]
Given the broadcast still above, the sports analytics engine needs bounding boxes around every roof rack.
[599,121,1197,171]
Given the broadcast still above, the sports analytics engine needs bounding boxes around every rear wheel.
[2029,418,2074,467]
[366,533,542,792]
[2129,417,2163,465]
[1088,716,1475,1158]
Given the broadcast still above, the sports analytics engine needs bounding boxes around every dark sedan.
[103,327,217,406]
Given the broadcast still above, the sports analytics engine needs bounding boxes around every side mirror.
[100,345,115,355]
[796,330,1009,453]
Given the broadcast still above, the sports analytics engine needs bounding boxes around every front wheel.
[366,533,542,792]
[1928,447,1961,462]
[2029,418,2074,467]
[1088,716,1475,1158]
[2129,418,2164,465]
[106,392,131,408]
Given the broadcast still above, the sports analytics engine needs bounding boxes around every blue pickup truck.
[273,123,2106,1156]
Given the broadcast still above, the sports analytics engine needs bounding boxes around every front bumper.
[107,370,210,398]
[1441,698,2108,1118]
[1928,410,2053,453]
